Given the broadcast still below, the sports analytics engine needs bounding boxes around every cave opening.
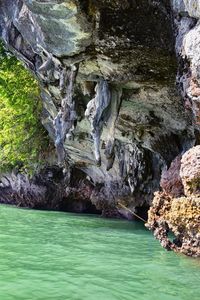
[135,205,149,223]
[59,197,102,215]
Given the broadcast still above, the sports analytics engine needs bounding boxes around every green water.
[0,205,199,300]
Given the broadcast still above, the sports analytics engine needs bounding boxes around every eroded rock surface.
[160,155,184,197]
[180,145,200,196]
[174,0,200,126]
[147,146,200,257]
[0,1,199,219]
[0,167,99,214]
[147,191,200,257]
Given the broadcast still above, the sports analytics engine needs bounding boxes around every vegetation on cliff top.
[0,43,50,173]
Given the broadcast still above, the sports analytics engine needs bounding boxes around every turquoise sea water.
[0,204,199,300]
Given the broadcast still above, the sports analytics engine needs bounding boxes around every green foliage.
[0,43,50,173]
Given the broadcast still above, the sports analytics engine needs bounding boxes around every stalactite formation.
[85,80,111,165]
[104,86,122,171]
[0,0,196,206]
[0,0,200,256]
[54,65,78,164]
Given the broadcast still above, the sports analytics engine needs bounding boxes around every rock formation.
[0,0,199,247]
[0,167,99,214]
[180,146,200,196]
[147,146,200,257]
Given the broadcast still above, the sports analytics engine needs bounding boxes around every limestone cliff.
[0,1,199,222]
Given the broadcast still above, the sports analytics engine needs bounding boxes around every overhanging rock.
[0,0,198,212]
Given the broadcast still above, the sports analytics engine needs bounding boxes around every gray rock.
[0,0,199,214]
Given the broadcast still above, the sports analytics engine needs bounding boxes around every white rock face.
[173,0,200,124]
[183,23,200,122]
[183,0,200,18]
[183,22,200,74]
[173,0,200,18]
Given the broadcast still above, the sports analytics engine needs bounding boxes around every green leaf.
[0,42,51,174]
